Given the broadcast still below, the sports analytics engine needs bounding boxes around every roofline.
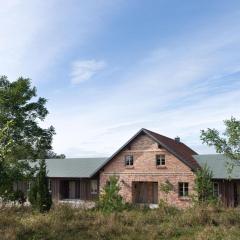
[90,128,198,177]
[142,129,198,171]
[90,128,145,177]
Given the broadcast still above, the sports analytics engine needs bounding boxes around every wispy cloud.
[46,11,240,157]
[0,1,120,82]
[70,60,107,84]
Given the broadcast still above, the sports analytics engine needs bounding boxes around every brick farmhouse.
[15,128,240,208]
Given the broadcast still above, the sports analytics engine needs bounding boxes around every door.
[133,182,158,204]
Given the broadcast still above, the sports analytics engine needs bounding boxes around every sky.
[1,0,240,157]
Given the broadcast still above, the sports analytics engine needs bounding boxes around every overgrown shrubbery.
[0,204,240,240]
[194,164,217,205]
[97,176,125,212]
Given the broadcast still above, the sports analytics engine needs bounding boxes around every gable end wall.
[99,134,195,208]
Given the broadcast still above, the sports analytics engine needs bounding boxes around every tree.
[0,121,15,200]
[200,117,240,173]
[98,176,124,212]
[29,159,52,212]
[194,164,214,203]
[0,76,63,201]
[0,76,62,160]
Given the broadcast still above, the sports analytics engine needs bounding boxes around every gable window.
[125,155,133,166]
[91,180,98,194]
[179,182,189,197]
[213,182,219,197]
[156,154,165,166]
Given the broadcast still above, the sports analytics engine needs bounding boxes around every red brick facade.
[99,133,196,208]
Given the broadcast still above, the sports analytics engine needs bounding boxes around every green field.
[1,204,240,240]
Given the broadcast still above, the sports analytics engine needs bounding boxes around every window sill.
[125,166,134,169]
[156,166,167,169]
[179,196,190,201]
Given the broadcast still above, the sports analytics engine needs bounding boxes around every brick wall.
[99,133,196,208]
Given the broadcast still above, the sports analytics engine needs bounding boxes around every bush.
[194,164,216,204]
[10,190,26,205]
[97,176,125,212]
[28,159,52,212]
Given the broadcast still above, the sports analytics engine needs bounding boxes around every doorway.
[133,182,158,204]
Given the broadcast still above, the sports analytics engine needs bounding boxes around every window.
[179,182,189,197]
[213,182,219,197]
[156,155,165,166]
[91,180,98,194]
[125,155,133,166]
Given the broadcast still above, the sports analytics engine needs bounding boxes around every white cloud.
[45,13,240,157]
[0,1,120,82]
[70,60,106,84]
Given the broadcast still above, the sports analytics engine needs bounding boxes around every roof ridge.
[143,128,175,141]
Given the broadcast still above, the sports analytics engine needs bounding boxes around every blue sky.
[1,0,240,157]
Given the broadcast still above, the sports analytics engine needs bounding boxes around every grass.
[1,204,240,240]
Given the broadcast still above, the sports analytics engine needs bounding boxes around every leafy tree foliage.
[0,76,63,202]
[0,76,61,159]
[201,117,240,172]
[98,176,124,212]
[194,164,214,203]
[29,159,52,212]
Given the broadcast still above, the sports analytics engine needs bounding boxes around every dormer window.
[156,154,165,166]
[125,155,133,166]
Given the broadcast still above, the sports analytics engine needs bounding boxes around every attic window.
[156,155,165,166]
[125,155,133,166]
[158,144,162,149]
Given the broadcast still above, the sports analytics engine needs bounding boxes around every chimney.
[175,136,180,143]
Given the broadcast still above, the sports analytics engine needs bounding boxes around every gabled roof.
[90,128,200,176]
[45,158,107,178]
[193,154,240,179]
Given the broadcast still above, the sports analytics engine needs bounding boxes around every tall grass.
[0,204,240,240]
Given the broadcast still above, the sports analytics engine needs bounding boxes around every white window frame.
[156,154,165,166]
[125,155,133,166]
[179,182,189,197]
[90,180,98,195]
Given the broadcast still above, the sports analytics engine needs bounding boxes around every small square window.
[179,182,189,197]
[125,155,133,166]
[156,155,165,166]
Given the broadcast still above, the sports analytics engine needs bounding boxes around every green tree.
[0,121,15,200]
[200,117,240,173]
[0,76,63,201]
[29,159,52,212]
[98,176,124,212]
[194,164,214,203]
[0,76,61,159]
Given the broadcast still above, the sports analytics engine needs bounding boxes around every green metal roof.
[44,158,107,178]
[193,154,240,179]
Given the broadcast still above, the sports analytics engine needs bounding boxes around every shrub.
[28,159,52,213]
[97,176,125,212]
[194,164,215,204]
